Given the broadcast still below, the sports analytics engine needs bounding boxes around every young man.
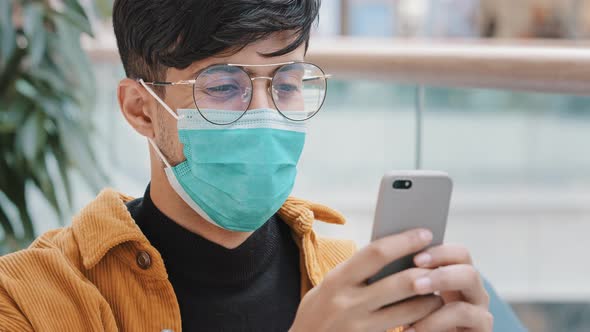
[0,1,493,331]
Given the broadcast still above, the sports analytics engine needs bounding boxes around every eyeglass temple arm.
[136,79,196,86]
[302,74,333,82]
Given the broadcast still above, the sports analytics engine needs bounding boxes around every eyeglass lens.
[192,63,327,125]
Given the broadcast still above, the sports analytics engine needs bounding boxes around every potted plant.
[0,0,105,253]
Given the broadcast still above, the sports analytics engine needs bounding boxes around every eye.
[275,84,300,93]
[206,84,240,94]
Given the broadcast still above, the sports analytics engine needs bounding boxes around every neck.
[148,150,253,249]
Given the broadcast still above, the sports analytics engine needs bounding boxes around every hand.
[289,229,443,332]
[408,244,493,332]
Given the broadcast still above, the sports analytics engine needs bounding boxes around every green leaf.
[23,3,47,68]
[0,146,10,188]
[0,100,28,133]
[30,154,62,220]
[0,45,26,98]
[48,5,93,37]
[0,203,18,254]
[31,66,68,94]
[16,111,43,164]
[0,166,32,239]
[47,19,96,105]
[0,194,16,237]
[0,1,16,67]
[55,116,105,191]
[49,136,73,211]
[63,0,91,22]
[0,112,22,133]
[16,202,34,240]
[94,0,114,18]
[15,78,38,100]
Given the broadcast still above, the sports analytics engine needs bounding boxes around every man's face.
[152,33,306,166]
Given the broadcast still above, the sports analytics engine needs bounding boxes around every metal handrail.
[305,37,590,95]
[87,37,590,95]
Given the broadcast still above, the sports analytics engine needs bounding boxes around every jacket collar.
[72,189,149,269]
[72,188,347,273]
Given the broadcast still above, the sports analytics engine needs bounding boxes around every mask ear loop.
[138,78,179,169]
[148,138,173,169]
[138,78,180,120]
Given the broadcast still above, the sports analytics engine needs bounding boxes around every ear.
[117,78,156,139]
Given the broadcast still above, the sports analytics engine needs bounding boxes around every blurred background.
[2,0,590,331]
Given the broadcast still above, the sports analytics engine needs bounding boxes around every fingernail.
[415,253,431,266]
[414,277,432,293]
[419,229,433,242]
[406,328,415,332]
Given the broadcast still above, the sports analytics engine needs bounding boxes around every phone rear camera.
[393,180,412,189]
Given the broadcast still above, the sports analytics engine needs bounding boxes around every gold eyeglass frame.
[138,61,332,125]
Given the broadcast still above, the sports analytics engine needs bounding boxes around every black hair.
[113,0,320,82]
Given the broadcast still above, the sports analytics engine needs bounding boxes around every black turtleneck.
[126,186,301,332]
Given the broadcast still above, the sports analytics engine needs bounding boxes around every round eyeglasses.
[139,61,331,125]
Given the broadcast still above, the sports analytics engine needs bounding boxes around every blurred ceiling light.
[397,0,429,36]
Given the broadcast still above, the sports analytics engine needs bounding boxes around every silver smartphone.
[367,170,453,284]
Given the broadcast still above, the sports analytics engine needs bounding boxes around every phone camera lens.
[393,180,412,189]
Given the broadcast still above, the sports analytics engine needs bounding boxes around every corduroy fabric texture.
[0,189,404,331]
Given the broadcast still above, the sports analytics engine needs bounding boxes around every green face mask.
[150,108,306,232]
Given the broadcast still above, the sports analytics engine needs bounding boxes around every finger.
[413,264,489,307]
[408,302,494,332]
[413,244,474,305]
[363,268,432,311]
[414,244,473,268]
[336,229,433,285]
[369,295,443,332]
[440,290,464,304]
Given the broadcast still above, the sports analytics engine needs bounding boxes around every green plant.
[95,0,114,19]
[0,0,106,253]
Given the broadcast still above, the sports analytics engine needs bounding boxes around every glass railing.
[303,81,590,331]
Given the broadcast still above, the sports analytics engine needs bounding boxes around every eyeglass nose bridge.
[249,76,276,98]
[250,76,273,82]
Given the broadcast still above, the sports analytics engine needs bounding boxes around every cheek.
[179,97,195,109]
[172,139,186,164]
[166,86,195,109]
[155,109,186,164]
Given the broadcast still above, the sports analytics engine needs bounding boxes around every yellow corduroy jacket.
[0,189,405,332]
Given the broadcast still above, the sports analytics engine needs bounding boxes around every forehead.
[167,33,307,80]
